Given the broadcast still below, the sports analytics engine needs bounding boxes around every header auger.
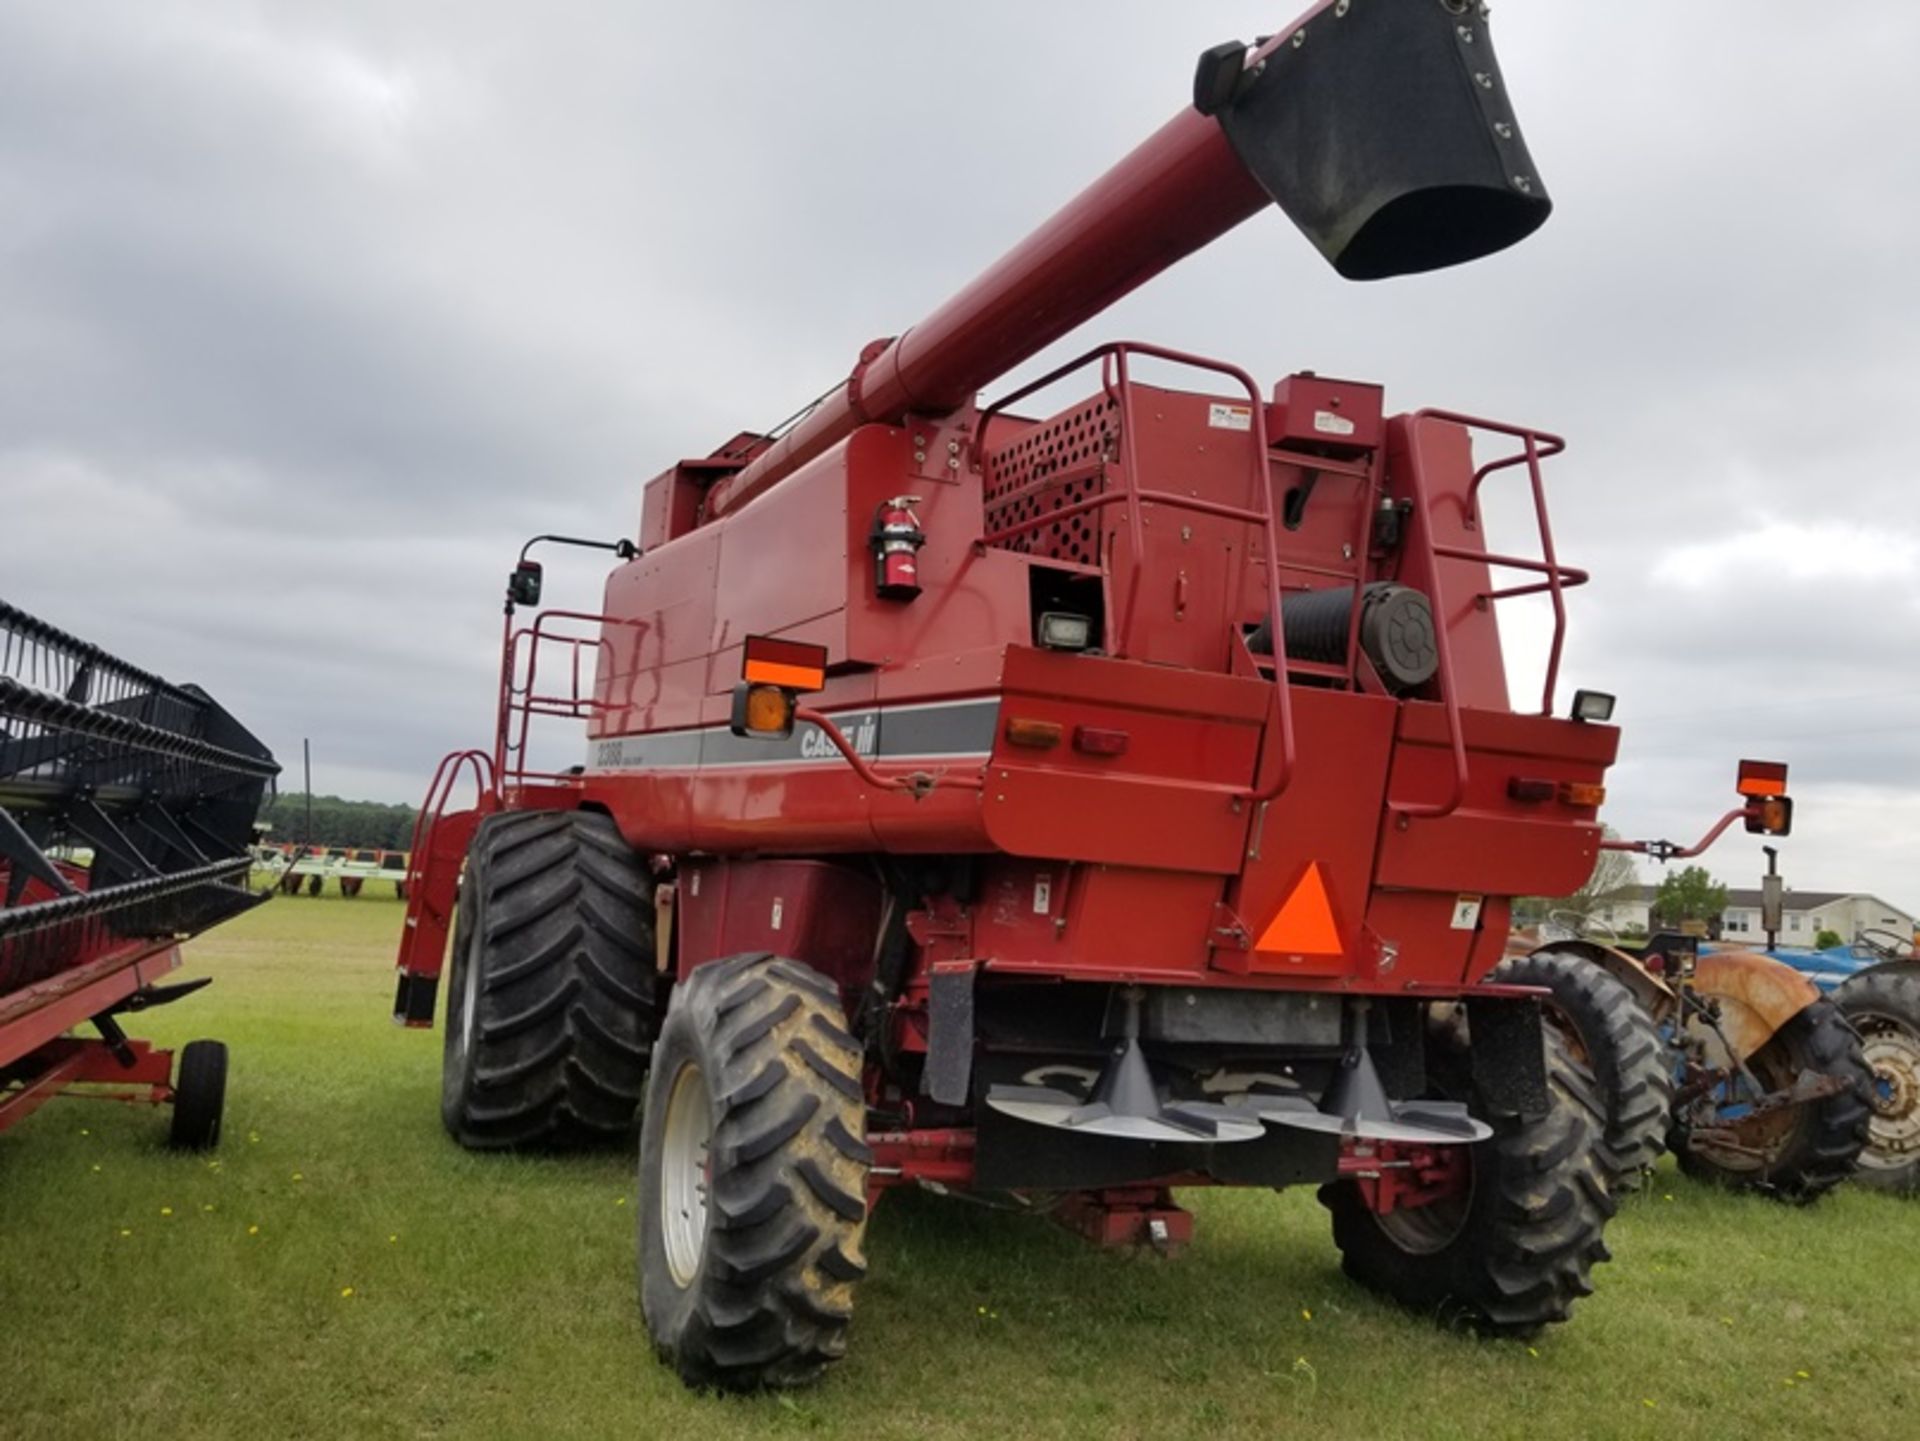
[397,1,1656,1389]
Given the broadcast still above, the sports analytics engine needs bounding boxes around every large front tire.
[1321,1029,1615,1338]
[1491,949,1674,1193]
[440,810,656,1150]
[1673,999,1871,1204]
[638,953,869,1392]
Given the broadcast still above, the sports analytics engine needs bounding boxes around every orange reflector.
[1255,862,1343,957]
[1744,796,1794,838]
[1737,759,1788,798]
[1004,717,1063,749]
[1558,782,1606,808]
[742,634,826,693]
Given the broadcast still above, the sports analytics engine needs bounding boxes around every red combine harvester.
[399,3,1646,1388]
[1,600,277,1147]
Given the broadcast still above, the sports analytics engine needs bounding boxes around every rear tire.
[167,1039,228,1151]
[1673,999,1871,1204]
[440,810,657,1150]
[638,953,869,1391]
[1832,965,1920,1194]
[1491,949,1674,1193]
[1321,1029,1615,1338]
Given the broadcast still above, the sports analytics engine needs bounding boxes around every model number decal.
[1208,403,1252,432]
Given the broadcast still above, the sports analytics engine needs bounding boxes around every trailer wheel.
[638,952,869,1391]
[1834,964,1920,1193]
[1320,1028,1615,1338]
[168,1040,229,1150]
[1491,949,1674,1193]
[440,810,657,1150]
[1675,998,1872,1203]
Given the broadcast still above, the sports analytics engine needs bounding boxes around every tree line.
[258,793,419,851]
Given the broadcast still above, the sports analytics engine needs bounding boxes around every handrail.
[495,609,637,788]
[1397,411,1585,820]
[975,340,1297,803]
[402,748,496,901]
[792,707,985,800]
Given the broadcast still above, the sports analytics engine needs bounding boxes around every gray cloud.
[4,1,1917,905]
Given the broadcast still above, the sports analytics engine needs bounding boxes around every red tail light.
[1073,727,1129,757]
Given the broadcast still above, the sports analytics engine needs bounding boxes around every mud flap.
[925,962,975,1106]
[1467,997,1550,1120]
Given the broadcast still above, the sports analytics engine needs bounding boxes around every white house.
[1589,886,1915,947]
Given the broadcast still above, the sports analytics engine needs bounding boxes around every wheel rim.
[660,1062,713,1288]
[1853,1011,1920,1172]
[1372,1156,1475,1255]
[1688,1043,1800,1174]
[458,918,483,1059]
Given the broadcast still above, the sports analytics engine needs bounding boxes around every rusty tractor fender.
[1530,940,1681,1028]
[1690,948,1824,1063]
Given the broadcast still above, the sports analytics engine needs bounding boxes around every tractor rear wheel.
[637,953,869,1391]
[1320,1028,1615,1338]
[1673,999,1871,1204]
[1834,964,1920,1193]
[1491,949,1674,1193]
[440,810,657,1150]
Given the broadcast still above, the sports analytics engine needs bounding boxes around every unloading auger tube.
[705,0,1548,519]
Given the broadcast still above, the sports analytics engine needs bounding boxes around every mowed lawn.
[3,897,1918,1441]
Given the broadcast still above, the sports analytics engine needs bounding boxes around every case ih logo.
[801,715,877,760]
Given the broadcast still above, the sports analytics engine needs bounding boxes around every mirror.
[507,560,544,608]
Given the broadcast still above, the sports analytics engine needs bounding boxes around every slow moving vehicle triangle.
[1256,861,1342,957]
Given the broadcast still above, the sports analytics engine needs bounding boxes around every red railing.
[494,609,637,788]
[975,341,1298,802]
[1398,412,1588,820]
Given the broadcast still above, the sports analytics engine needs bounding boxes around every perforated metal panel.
[981,395,1118,565]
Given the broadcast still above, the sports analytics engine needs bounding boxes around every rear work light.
[1037,612,1093,651]
[1571,689,1616,723]
[1558,782,1606,808]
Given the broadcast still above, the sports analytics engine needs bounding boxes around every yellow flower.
[247,1225,260,1236]
[203,1204,216,1213]
[340,1287,355,1299]
[388,1234,398,1244]
[1301,1309,1312,1322]
[80,1128,91,1137]
[160,1207,173,1217]
[1527,1347,1539,1358]
[291,1172,304,1182]
[1796,1370,1810,1380]
[119,1228,132,1238]
[91,1164,102,1174]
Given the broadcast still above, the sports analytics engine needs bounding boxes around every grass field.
[3,897,1917,1441]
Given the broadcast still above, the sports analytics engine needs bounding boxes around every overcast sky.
[4,2,1918,911]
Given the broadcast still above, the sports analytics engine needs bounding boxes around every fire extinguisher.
[869,495,926,601]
